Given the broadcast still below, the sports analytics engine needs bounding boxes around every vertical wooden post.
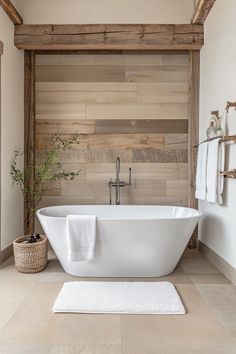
[188,50,200,248]
[24,50,35,235]
[0,42,3,251]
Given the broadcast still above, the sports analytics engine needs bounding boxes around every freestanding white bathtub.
[37,205,201,277]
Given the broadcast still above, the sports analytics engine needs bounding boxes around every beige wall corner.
[0,3,24,251]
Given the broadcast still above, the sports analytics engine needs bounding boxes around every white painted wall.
[16,0,194,24]
[0,3,24,250]
[199,0,236,268]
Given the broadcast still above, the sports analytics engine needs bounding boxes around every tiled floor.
[0,250,236,354]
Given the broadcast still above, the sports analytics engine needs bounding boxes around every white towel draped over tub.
[67,215,96,262]
[195,141,209,201]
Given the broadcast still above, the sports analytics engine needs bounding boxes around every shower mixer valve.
[108,157,132,205]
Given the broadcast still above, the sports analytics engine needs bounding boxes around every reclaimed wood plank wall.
[35,51,189,206]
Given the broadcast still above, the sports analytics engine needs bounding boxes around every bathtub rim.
[36,205,202,222]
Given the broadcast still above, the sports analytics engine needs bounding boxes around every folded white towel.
[206,138,225,204]
[67,215,96,262]
[195,141,209,200]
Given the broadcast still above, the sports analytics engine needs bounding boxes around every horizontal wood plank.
[35,119,96,134]
[36,65,126,82]
[86,163,188,180]
[36,82,138,92]
[132,149,188,163]
[126,65,188,82]
[94,119,188,134]
[36,119,188,135]
[15,24,204,50]
[87,103,188,120]
[36,133,165,150]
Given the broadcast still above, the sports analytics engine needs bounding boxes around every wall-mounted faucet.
[108,157,131,205]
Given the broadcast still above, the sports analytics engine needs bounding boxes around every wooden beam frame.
[24,50,35,235]
[192,0,216,24]
[188,50,200,248]
[0,0,23,25]
[15,24,204,51]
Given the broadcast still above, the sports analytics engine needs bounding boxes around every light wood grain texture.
[58,150,133,163]
[162,54,189,66]
[35,52,190,212]
[36,134,165,150]
[132,149,188,163]
[36,82,138,92]
[36,102,86,119]
[39,194,188,206]
[86,163,188,181]
[192,0,216,24]
[36,54,163,66]
[165,134,188,150]
[36,91,138,104]
[138,82,188,94]
[42,180,61,197]
[36,103,188,120]
[87,103,188,120]
[15,24,204,50]
[188,50,200,248]
[36,119,188,135]
[35,119,96,134]
[36,65,126,82]
[126,65,188,83]
[24,51,35,234]
[95,119,188,134]
[0,0,23,24]
[166,180,188,196]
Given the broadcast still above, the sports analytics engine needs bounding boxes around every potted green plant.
[10,133,80,273]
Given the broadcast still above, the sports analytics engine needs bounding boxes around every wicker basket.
[13,235,48,273]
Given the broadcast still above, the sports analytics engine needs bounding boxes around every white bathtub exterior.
[37,205,201,277]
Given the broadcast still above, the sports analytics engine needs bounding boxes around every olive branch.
[11,133,80,233]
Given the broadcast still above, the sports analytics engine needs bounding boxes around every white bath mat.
[53,281,185,315]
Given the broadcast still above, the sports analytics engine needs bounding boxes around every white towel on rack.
[67,215,96,262]
[195,141,209,200]
[206,138,225,204]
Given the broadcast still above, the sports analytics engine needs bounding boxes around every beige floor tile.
[0,344,50,354]
[195,284,236,334]
[0,257,45,284]
[180,253,220,274]
[50,344,121,354]
[0,283,35,331]
[189,273,231,284]
[0,251,236,353]
[0,283,121,348]
[121,284,236,354]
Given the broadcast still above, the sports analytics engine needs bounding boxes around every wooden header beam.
[0,0,23,25]
[192,0,216,24]
[14,24,204,50]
